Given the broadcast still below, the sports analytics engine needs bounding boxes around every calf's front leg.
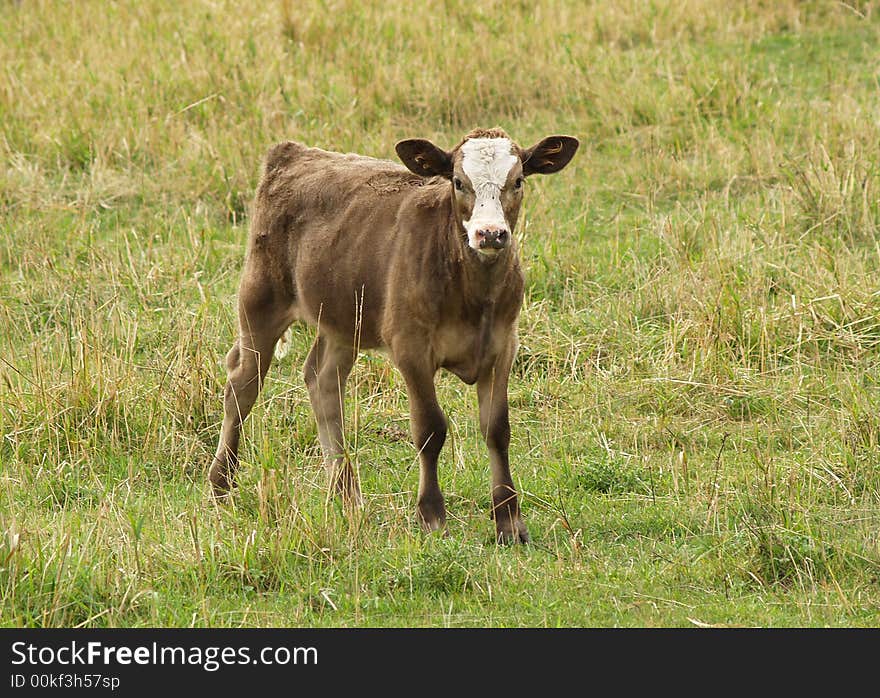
[397,357,447,533]
[478,345,529,544]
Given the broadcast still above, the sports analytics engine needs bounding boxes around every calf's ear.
[395,139,453,179]
[522,136,579,176]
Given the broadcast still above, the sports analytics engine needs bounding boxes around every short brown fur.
[209,129,578,543]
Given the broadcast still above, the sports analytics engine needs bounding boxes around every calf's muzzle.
[477,227,509,250]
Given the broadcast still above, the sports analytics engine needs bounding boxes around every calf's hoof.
[330,463,363,508]
[416,496,447,534]
[208,459,236,501]
[495,517,530,545]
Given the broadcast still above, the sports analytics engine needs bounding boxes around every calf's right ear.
[395,139,453,179]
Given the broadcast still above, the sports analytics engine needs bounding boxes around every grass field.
[2,0,880,627]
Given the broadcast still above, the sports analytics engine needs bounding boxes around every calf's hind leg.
[303,335,360,505]
[209,280,292,498]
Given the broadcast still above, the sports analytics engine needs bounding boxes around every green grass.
[2,0,880,627]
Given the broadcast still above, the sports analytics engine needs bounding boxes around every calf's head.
[396,128,579,260]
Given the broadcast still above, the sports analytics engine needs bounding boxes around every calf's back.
[245,140,449,349]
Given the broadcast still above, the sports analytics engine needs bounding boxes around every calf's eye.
[453,177,463,191]
[514,177,524,189]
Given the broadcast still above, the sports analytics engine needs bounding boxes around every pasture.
[2,0,880,627]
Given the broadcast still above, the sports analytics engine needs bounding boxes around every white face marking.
[460,138,518,253]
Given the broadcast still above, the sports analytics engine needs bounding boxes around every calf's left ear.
[395,139,454,179]
[522,136,579,176]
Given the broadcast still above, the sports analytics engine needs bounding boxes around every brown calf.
[209,127,578,543]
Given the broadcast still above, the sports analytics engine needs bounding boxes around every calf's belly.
[292,244,387,349]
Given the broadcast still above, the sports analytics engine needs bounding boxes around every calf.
[209,127,578,543]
